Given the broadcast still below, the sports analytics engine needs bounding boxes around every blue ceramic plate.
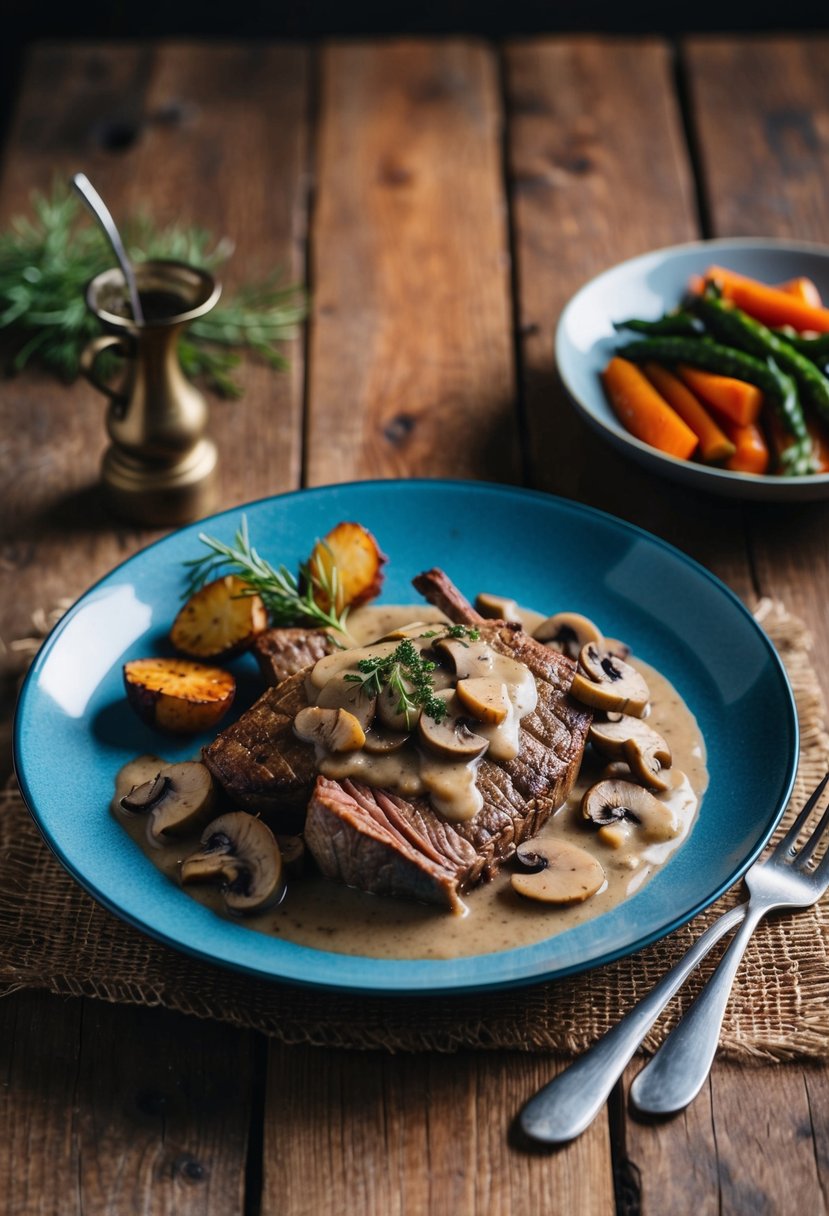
[556,237,829,501]
[14,481,797,993]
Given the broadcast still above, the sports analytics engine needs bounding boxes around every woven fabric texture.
[2,599,827,1060]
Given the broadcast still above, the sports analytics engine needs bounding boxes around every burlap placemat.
[1,599,827,1061]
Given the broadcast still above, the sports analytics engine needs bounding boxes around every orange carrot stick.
[723,420,770,475]
[776,276,823,307]
[676,364,763,426]
[698,265,829,333]
[601,357,698,460]
[643,363,735,463]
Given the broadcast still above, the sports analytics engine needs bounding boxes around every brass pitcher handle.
[80,334,132,409]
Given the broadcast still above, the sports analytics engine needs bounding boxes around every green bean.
[616,336,817,475]
[691,294,829,428]
[613,313,704,337]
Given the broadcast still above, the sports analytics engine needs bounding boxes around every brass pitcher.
[82,259,222,527]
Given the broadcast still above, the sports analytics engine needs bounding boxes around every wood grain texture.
[0,992,253,1215]
[306,40,519,485]
[684,36,829,699]
[0,42,310,1215]
[502,38,754,598]
[626,1061,829,1215]
[262,1047,616,1216]
[0,42,309,652]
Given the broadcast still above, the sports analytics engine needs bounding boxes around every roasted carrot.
[698,265,829,333]
[676,363,764,426]
[767,411,829,473]
[776,276,823,307]
[643,363,735,463]
[601,357,697,460]
[723,420,770,475]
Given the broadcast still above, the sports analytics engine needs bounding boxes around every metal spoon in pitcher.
[72,172,144,325]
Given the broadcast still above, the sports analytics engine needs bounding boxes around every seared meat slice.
[253,626,336,686]
[305,777,473,912]
[205,568,592,905]
[202,671,315,825]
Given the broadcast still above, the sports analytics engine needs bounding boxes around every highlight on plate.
[112,519,708,960]
[602,266,829,477]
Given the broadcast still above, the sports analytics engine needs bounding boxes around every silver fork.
[518,773,829,1145]
[630,771,829,1116]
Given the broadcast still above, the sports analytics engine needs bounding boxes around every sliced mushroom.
[589,716,672,790]
[569,643,650,717]
[294,705,366,752]
[533,611,603,659]
[119,760,216,845]
[362,726,410,754]
[474,592,523,623]
[276,834,307,877]
[582,779,677,843]
[377,621,438,641]
[179,811,284,914]
[417,690,489,759]
[455,677,510,725]
[510,839,606,904]
[377,677,419,731]
[433,637,491,680]
[314,673,377,729]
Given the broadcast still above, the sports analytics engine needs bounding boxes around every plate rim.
[12,478,799,994]
[555,235,829,498]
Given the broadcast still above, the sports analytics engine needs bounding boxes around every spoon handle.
[72,173,144,325]
[518,902,747,1145]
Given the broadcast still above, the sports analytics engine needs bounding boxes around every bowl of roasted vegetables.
[556,238,829,500]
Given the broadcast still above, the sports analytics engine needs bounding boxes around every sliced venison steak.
[204,569,592,905]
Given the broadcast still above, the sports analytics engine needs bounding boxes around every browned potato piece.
[307,521,387,613]
[123,658,236,734]
[170,575,268,660]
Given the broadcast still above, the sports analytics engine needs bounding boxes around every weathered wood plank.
[306,39,519,485]
[624,1060,829,1216]
[0,42,312,1215]
[262,1047,615,1216]
[0,991,253,1216]
[502,37,754,597]
[684,35,829,702]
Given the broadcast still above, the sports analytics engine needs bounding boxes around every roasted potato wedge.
[170,575,268,660]
[307,521,387,613]
[123,658,236,734]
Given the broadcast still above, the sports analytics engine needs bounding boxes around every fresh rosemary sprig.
[183,517,349,633]
[344,627,480,725]
[0,181,306,396]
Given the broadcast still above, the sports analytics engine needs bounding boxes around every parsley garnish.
[343,626,481,725]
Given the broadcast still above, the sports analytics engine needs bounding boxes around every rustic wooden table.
[2,35,829,1215]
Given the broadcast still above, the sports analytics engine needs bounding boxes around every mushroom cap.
[511,839,606,904]
[417,690,489,760]
[474,592,523,623]
[581,779,678,843]
[179,811,285,914]
[588,716,672,790]
[294,705,366,753]
[532,611,604,659]
[569,643,650,717]
[314,672,377,729]
[120,760,216,845]
[455,676,510,725]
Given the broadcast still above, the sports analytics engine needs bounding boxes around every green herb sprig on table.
[344,627,481,726]
[0,182,306,397]
[184,517,349,634]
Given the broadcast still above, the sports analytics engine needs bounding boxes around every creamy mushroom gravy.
[112,602,707,960]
